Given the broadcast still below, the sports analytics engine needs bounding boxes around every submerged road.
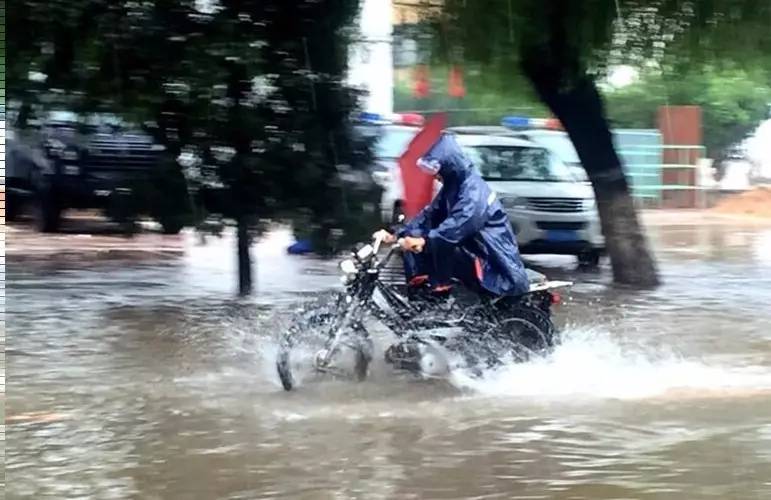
[5,212,771,499]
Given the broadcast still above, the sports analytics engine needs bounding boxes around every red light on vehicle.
[397,113,425,127]
[545,118,563,130]
[549,291,562,305]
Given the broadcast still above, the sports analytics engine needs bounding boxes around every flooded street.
[6,214,771,499]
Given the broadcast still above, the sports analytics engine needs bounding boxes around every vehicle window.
[464,145,575,182]
[84,113,125,130]
[45,111,126,132]
[527,133,580,165]
[375,127,419,159]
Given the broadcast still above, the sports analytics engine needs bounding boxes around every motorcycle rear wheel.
[470,305,555,368]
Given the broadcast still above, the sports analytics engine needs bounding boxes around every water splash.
[450,326,771,400]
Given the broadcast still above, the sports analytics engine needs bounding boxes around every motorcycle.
[276,234,572,391]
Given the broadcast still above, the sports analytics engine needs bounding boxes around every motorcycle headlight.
[340,259,357,275]
[356,244,374,261]
[340,259,357,285]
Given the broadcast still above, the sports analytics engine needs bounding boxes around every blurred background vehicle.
[5,106,188,233]
[453,128,604,267]
[359,117,603,267]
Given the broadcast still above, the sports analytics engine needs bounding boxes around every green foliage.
[606,67,771,160]
[433,0,771,76]
[420,0,771,173]
[6,0,375,247]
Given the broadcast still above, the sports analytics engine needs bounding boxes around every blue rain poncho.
[401,133,529,296]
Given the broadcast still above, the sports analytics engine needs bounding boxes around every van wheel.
[34,190,62,233]
[6,194,23,222]
[160,217,184,235]
[578,250,601,268]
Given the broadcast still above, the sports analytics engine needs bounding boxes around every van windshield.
[47,111,126,132]
[527,133,580,165]
[463,145,575,182]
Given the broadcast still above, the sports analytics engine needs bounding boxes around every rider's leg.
[439,245,495,299]
[427,238,461,294]
[402,252,431,287]
[451,253,501,301]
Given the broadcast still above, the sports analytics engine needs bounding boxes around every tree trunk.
[517,0,660,287]
[521,60,659,287]
[236,215,253,296]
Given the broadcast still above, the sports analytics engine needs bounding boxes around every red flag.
[398,113,448,219]
[448,65,466,98]
[413,65,430,99]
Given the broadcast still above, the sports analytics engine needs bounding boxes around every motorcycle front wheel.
[277,306,335,391]
[276,304,373,391]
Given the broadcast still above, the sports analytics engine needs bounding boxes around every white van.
[364,121,604,266]
[453,131,604,267]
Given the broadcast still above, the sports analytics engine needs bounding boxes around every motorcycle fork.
[319,279,378,366]
[370,281,420,337]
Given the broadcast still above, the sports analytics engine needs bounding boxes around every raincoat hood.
[418,132,472,184]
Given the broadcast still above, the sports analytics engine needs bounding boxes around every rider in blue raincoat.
[376,132,530,297]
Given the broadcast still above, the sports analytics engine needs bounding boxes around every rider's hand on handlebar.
[400,236,425,253]
[372,229,396,244]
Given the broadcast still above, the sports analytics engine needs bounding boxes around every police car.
[451,125,604,267]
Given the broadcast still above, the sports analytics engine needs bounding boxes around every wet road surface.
[5,215,771,499]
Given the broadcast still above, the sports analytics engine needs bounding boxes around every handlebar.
[372,232,384,255]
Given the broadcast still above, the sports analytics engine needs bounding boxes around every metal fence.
[614,129,708,208]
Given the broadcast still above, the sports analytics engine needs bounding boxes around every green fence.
[614,129,707,207]
[614,129,663,202]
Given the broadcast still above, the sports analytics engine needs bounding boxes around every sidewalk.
[641,208,771,227]
[5,222,186,261]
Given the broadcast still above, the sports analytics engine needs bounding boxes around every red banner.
[413,65,430,99]
[448,65,466,98]
[398,113,448,218]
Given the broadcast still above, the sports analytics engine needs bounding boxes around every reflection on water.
[6,223,771,499]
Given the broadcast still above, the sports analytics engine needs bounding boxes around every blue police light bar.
[358,112,426,127]
[501,116,531,128]
[359,112,388,123]
[501,115,563,130]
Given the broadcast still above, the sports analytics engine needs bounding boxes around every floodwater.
[5,218,771,499]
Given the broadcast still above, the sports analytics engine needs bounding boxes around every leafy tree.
[606,67,771,176]
[6,0,377,295]
[422,0,771,287]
